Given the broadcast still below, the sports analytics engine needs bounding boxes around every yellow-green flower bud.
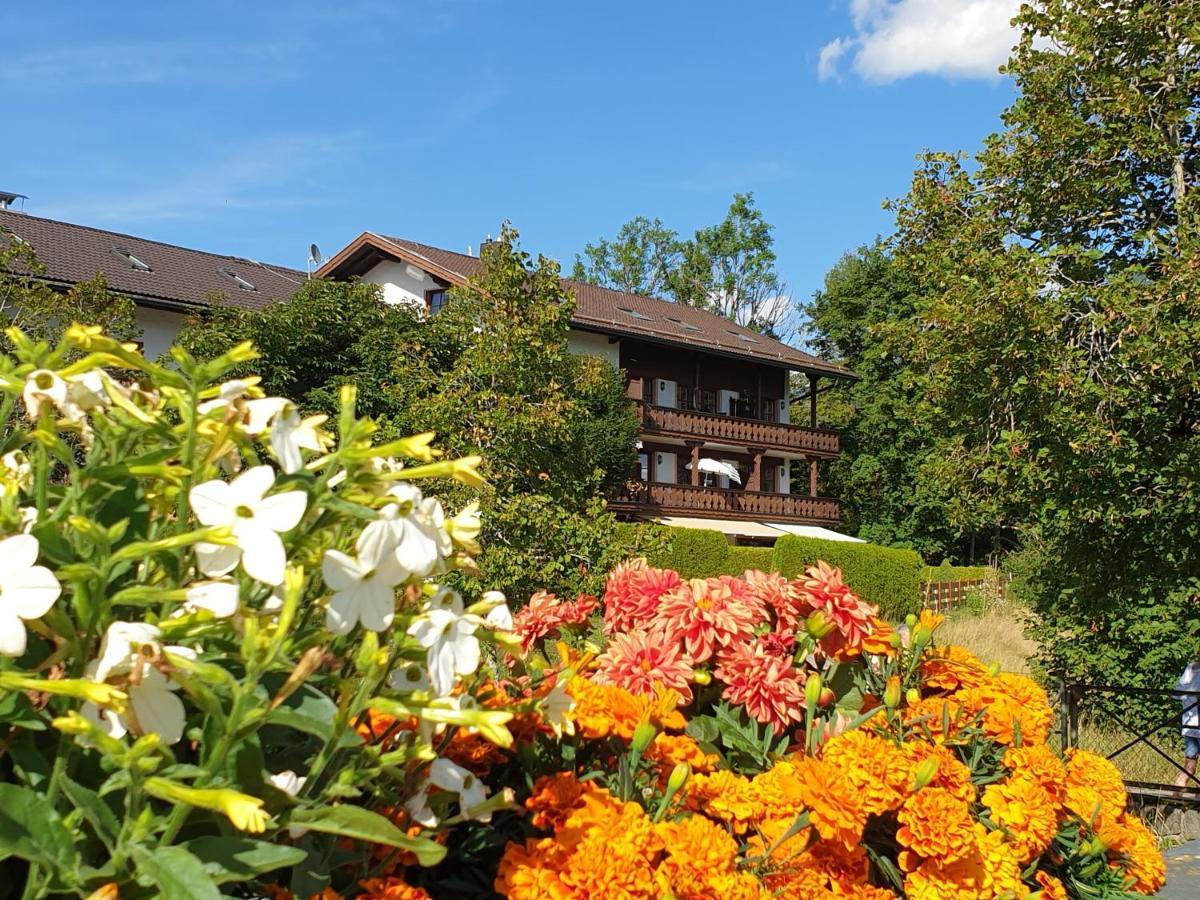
[804,610,836,640]
[692,669,712,686]
[144,778,270,833]
[805,673,823,709]
[631,720,657,754]
[888,632,903,649]
[912,756,940,791]
[0,673,127,713]
[666,762,690,795]
[884,676,902,710]
[905,613,918,629]
[988,661,1001,677]
[906,687,921,706]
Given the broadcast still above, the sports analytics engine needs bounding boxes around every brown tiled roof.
[368,235,854,378]
[0,209,305,312]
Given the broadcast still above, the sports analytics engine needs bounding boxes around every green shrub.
[773,536,923,619]
[649,527,732,579]
[921,563,993,584]
[725,546,775,575]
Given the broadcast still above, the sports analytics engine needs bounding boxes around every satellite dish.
[308,243,322,266]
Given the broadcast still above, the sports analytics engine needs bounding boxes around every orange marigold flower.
[714,641,806,735]
[758,835,871,898]
[603,557,682,635]
[1035,870,1068,900]
[981,775,1059,863]
[566,676,685,741]
[977,827,1025,898]
[655,814,753,898]
[494,836,573,900]
[1064,748,1127,819]
[896,787,976,862]
[358,875,432,899]
[554,792,663,897]
[790,755,873,848]
[820,729,903,815]
[1103,813,1164,894]
[860,618,898,657]
[748,761,807,822]
[885,742,975,803]
[687,770,762,834]
[444,729,509,775]
[595,623,694,702]
[902,846,990,900]
[525,772,597,832]
[646,732,720,775]
[920,645,990,692]
[956,674,1053,746]
[655,577,760,664]
[1003,743,1068,804]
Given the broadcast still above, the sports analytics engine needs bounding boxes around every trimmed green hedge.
[648,528,923,619]
[649,527,732,579]
[921,564,994,584]
[773,535,923,620]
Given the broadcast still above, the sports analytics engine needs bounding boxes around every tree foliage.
[0,231,139,349]
[572,193,793,337]
[890,0,1200,690]
[806,242,969,558]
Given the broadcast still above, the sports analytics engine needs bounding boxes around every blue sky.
[2,0,1019,304]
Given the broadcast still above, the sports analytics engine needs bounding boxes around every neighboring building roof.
[0,209,305,312]
[318,232,855,379]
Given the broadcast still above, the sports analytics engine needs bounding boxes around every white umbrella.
[686,458,742,484]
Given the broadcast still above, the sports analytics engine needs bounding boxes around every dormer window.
[113,247,152,272]
[219,267,257,291]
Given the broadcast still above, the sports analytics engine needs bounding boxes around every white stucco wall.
[567,329,620,368]
[359,260,439,311]
[136,306,187,361]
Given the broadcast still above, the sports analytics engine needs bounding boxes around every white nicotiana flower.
[321,518,407,635]
[22,369,68,420]
[65,370,111,413]
[269,770,306,795]
[384,484,446,577]
[445,501,481,554]
[0,534,61,657]
[197,380,286,437]
[407,606,481,697]
[430,758,490,821]
[269,402,328,475]
[480,591,513,631]
[190,466,307,586]
[388,662,431,694]
[183,581,240,619]
[540,681,575,737]
[83,622,194,746]
[0,450,32,497]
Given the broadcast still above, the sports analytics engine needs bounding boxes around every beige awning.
[654,516,864,542]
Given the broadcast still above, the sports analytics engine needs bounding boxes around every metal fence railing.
[1061,683,1200,802]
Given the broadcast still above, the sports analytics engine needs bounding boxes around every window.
[617,306,653,321]
[219,267,257,291]
[426,289,450,315]
[637,452,649,481]
[727,329,759,344]
[113,247,152,272]
[665,315,702,333]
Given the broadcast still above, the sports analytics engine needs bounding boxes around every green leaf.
[289,805,446,866]
[0,690,46,730]
[0,783,80,877]
[59,775,120,849]
[132,845,223,900]
[684,716,719,743]
[266,683,337,741]
[179,837,307,884]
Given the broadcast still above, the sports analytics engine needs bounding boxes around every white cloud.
[819,0,1021,83]
[818,37,852,82]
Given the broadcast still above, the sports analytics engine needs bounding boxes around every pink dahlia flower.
[654,577,760,664]
[512,591,566,651]
[595,623,694,702]
[602,558,682,635]
[741,569,805,630]
[714,641,805,735]
[794,561,878,656]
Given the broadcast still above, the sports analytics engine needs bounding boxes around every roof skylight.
[727,329,760,344]
[665,315,703,333]
[219,267,257,291]
[113,247,152,272]
[616,306,653,321]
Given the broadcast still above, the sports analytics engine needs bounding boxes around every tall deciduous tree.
[893,0,1200,691]
[573,194,794,337]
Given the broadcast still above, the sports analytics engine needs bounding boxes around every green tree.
[0,230,139,348]
[397,226,654,601]
[574,194,793,336]
[174,277,422,425]
[806,242,968,558]
[890,0,1200,692]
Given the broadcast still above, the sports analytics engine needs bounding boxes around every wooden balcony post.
[808,373,818,428]
[686,440,704,486]
[748,447,764,491]
[808,456,819,497]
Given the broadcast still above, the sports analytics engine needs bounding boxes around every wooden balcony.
[633,401,839,457]
[609,481,841,525]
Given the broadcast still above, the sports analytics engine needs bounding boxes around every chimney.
[0,191,28,212]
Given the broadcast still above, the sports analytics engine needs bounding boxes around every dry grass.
[936,599,1039,676]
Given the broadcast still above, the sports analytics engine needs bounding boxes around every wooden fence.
[922,576,1009,613]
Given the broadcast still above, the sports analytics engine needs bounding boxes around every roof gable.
[0,209,306,312]
[318,232,854,378]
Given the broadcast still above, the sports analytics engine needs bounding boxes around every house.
[317,233,857,544]
[0,206,306,359]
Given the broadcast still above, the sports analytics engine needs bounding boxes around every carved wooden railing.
[632,401,839,456]
[609,481,841,525]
